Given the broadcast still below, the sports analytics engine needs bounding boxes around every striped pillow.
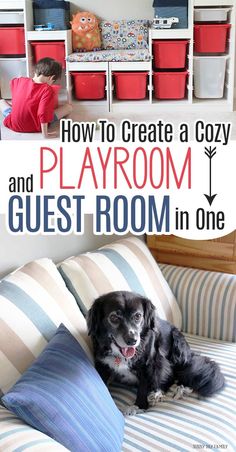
[160,263,236,342]
[2,324,124,452]
[59,237,182,328]
[0,258,92,395]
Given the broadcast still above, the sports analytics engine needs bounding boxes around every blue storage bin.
[153,0,188,29]
[33,0,70,30]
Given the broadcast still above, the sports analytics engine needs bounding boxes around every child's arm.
[41,123,58,139]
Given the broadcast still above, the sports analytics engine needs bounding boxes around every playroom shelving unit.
[149,3,193,110]
[66,0,236,113]
[66,61,110,110]
[192,0,235,111]
[26,29,71,104]
[31,1,71,106]
[107,0,235,113]
[0,1,27,99]
[0,0,235,112]
[0,0,72,105]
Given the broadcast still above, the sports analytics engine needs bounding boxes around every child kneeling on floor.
[0,57,72,138]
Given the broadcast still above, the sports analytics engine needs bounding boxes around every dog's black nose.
[126,337,137,346]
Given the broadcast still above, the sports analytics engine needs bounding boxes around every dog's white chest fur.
[102,355,138,385]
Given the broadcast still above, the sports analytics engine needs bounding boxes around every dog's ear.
[86,298,103,336]
[141,296,156,329]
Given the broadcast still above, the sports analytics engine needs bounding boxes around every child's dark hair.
[35,57,62,81]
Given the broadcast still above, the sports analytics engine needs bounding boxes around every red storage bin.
[194,24,231,53]
[113,72,148,100]
[71,72,106,100]
[31,41,66,68]
[0,27,25,56]
[153,40,188,69]
[153,71,188,99]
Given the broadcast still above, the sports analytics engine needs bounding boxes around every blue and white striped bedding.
[1,334,234,452]
[117,334,236,452]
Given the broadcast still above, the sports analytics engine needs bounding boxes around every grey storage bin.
[193,56,227,98]
[0,11,24,24]
[0,59,27,98]
[153,0,188,29]
[33,0,70,30]
[194,8,230,22]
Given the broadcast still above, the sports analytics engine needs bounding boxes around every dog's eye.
[134,313,142,322]
[109,314,119,324]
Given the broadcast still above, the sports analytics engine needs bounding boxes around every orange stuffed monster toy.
[71,12,101,52]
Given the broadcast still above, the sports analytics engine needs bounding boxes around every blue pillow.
[2,324,124,452]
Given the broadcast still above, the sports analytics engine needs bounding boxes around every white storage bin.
[193,56,227,98]
[0,59,27,98]
[194,8,230,22]
[0,10,24,24]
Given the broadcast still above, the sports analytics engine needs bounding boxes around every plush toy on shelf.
[71,11,101,52]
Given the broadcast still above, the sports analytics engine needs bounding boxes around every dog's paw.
[172,385,193,400]
[147,390,166,407]
[121,405,144,416]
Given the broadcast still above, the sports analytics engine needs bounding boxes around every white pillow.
[59,237,182,328]
[0,258,92,394]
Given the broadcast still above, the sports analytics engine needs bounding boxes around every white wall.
[0,214,133,279]
[70,0,154,20]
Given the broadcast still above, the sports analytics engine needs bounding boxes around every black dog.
[87,291,225,413]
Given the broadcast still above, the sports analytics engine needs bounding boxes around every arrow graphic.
[204,146,217,206]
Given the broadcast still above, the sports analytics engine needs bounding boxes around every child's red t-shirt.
[4,77,55,133]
